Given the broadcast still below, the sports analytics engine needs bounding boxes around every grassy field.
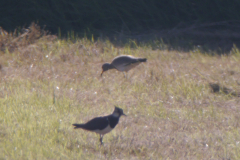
[1,26,240,159]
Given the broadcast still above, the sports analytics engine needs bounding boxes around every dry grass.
[1,26,240,160]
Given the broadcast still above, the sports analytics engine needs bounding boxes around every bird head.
[101,63,111,76]
[112,106,126,117]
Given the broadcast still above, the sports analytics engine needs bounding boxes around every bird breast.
[93,125,113,135]
[113,61,141,72]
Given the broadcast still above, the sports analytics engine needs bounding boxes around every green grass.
[1,30,240,159]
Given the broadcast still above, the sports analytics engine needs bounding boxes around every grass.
[1,26,240,159]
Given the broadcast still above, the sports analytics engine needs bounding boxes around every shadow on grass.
[1,21,240,55]
[81,21,240,54]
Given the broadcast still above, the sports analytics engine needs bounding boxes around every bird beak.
[123,113,127,116]
[100,70,104,77]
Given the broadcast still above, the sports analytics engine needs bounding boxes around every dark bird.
[72,106,126,145]
[101,55,147,77]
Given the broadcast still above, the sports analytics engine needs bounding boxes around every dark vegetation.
[1,0,240,52]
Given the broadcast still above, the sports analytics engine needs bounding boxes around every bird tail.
[72,123,85,129]
[138,58,147,62]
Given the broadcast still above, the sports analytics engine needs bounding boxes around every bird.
[72,106,126,145]
[101,55,147,77]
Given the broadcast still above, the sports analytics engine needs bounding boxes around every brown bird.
[101,55,147,77]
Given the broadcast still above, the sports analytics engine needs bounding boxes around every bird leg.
[123,72,128,79]
[99,134,103,145]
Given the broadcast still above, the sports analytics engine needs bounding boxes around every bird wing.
[83,116,109,130]
[112,56,139,71]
